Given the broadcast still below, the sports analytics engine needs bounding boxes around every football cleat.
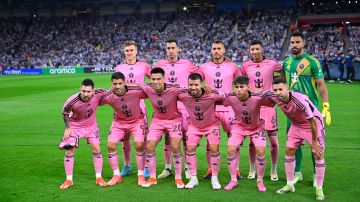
[276,185,295,194]
[157,168,172,179]
[107,175,122,186]
[120,165,133,177]
[59,180,73,190]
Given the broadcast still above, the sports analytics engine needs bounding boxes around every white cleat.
[157,168,172,179]
[248,170,256,180]
[185,168,191,180]
[276,185,295,194]
[313,174,317,187]
[271,170,279,181]
[316,187,325,200]
[185,176,199,189]
[211,176,221,190]
[293,172,303,184]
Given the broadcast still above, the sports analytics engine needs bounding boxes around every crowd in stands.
[0,7,358,68]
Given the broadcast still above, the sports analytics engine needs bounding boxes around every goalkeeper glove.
[322,102,331,126]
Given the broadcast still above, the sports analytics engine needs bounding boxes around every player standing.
[100,72,148,186]
[240,40,281,181]
[178,73,223,190]
[156,39,198,179]
[141,67,185,189]
[115,40,151,177]
[223,76,275,192]
[58,79,107,189]
[282,32,330,185]
[199,40,241,180]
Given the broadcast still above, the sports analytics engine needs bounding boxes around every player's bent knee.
[186,145,197,153]
[209,144,219,153]
[134,142,144,152]
[285,147,296,156]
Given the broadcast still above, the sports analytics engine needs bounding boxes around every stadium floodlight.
[312,2,315,5]
[348,1,351,3]
[183,6,187,11]
[346,22,350,24]
[336,1,338,3]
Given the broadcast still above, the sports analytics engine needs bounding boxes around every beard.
[291,47,302,55]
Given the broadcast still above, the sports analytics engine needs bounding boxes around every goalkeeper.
[282,32,331,187]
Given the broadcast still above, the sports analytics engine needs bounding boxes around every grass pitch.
[0,74,359,202]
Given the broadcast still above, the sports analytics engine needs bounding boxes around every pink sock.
[108,152,119,171]
[122,140,131,165]
[164,144,172,165]
[206,142,211,169]
[211,152,221,176]
[186,152,197,176]
[248,141,256,165]
[268,131,279,165]
[173,152,183,179]
[227,155,238,180]
[135,151,145,171]
[64,152,74,177]
[285,156,296,183]
[146,152,156,178]
[92,152,103,175]
[315,159,326,187]
[256,155,266,181]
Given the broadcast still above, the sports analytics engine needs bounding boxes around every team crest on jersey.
[170,70,175,76]
[157,100,163,105]
[129,73,134,78]
[195,106,201,111]
[255,71,261,77]
[215,72,221,77]
[122,104,128,109]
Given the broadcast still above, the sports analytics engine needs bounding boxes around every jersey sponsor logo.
[121,104,132,117]
[157,100,166,113]
[241,111,251,124]
[291,72,299,83]
[194,106,204,120]
[254,71,263,88]
[84,108,94,119]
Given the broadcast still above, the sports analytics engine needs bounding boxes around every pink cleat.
[257,181,266,192]
[224,180,238,191]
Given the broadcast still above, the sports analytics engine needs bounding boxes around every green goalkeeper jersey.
[282,53,324,107]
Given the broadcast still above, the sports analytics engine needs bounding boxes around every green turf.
[0,74,359,202]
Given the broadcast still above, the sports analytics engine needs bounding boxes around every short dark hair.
[213,40,225,47]
[111,72,125,81]
[272,77,287,85]
[166,39,178,46]
[347,49,353,53]
[124,40,137,48]
[250,40,263,47]
[291,32,305,40]
[233,76,249,85]
[188,73,203,82]
[150,67,165,76]
[82,78,94,88]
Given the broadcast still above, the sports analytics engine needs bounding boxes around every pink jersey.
[115,61,151,108]
[240,58,282,90]
[157,58,198,85]
[267,91,324,128]
[99,86,147,122]
[157,58,198,110]
[223,92,274,132]
[62,89,106,129]
[115,61,151,84]
[178,89,223,129]
[141,84,182,120]
[199,61,239,111]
